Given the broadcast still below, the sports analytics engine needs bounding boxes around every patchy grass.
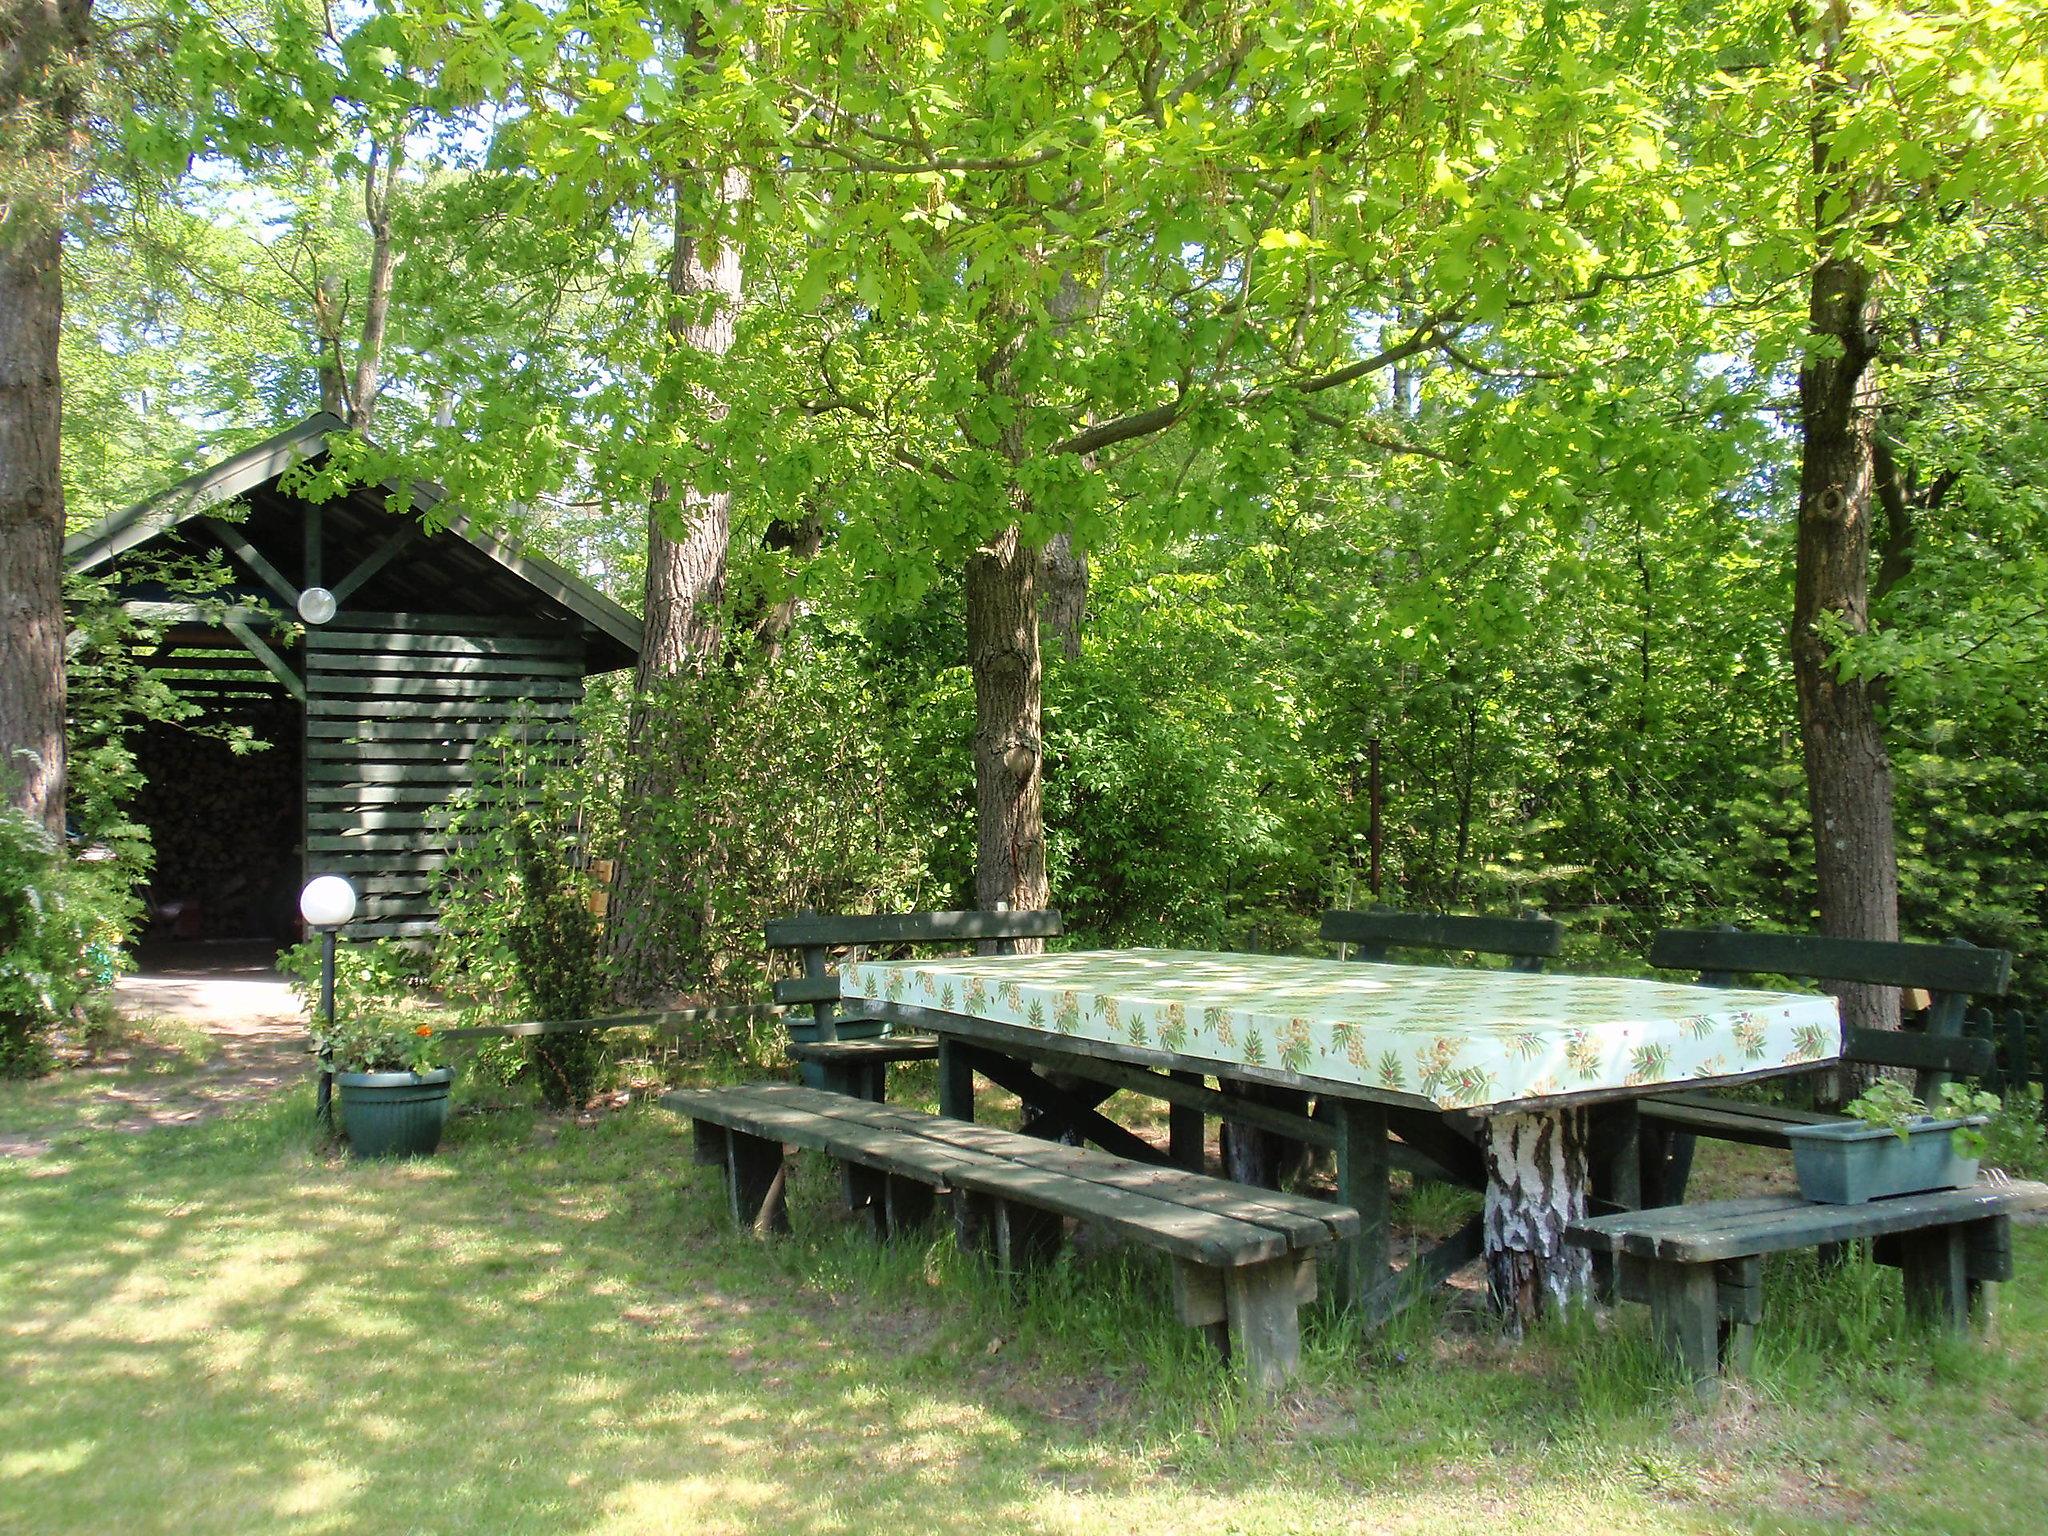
[3,1066,2047,1534]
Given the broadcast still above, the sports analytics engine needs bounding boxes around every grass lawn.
[4,1037,2048,1535]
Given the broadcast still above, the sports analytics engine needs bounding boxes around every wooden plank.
[309,629,579,658]
[305,762,476,786]
[764,909,1064,948]
[1636,1096,1831,1148]
[992,1042,1337,1150]
[772,975,842,1006]
[307,785,465,806]
[662,1083,1302,1267]
[305,674,582,701]
[307,653,586,679]
[306,698,575,720]
[1319,909,1563,960]
[329,611,576,637]
[326,523,418,603]
[1568,1182,2048,1264]
[219,615,306,703]
[352,919,441,939]
[308,833,451,852]
[1648,929,2011,997]
[828,1091,1353,1247]
[306,717,572,741]
[959,1047,1172,1165]
[1843,1027,1994,1077]
[200,516,301,605]
[441,1005,780,1042]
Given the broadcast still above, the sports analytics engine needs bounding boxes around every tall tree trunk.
[1793,2,1899,1045]
[608,156,747,997]
[348,142,400,433]
[967,523,1048,923]
[0,0,94,840]
[0,221,67,840]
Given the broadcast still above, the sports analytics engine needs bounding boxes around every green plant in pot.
[318,1013,454,1160]
[1786,1079,1999,1204]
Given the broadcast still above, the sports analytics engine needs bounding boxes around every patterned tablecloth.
[837,948,1841,1113]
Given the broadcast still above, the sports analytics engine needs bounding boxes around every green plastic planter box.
[1785,1116,1984,1204]
[337,1068,454,1159]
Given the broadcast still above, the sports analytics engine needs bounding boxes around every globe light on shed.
[298,586,339,625]
[299,875,357,930]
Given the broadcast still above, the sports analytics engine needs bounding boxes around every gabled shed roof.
[64,413,642,674]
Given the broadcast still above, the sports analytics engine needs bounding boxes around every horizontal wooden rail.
[765,908,1064,949]
[1649,929,2011,995]
[438,1004,782,1041]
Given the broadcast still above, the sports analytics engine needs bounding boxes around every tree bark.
[1482,1109,1593,1334]
[609,145,748,996]
[1793,2,1899,1043]
[347,142,401,433]
[1038,531,1087,661]
[0,0,94,840]
[966,524,1048,921]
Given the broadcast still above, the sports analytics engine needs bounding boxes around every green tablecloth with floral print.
[837,948,1840,1112]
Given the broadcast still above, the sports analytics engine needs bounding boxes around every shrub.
[506,818,606,1109]
[0,808,126,1076]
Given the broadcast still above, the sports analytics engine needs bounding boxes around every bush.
[0,808,126,1076]
[506,818,607,1109]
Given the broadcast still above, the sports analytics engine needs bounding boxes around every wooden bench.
[764,908,1063,1101]
[1568,1180,2048,1398]
[1320,908,1565,972]
[664,1080,1356,1391]
[1638,929,2011,1204]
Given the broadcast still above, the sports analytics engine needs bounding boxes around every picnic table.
[838,947,1842,1324]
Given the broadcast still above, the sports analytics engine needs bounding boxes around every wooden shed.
[65,414,641,943]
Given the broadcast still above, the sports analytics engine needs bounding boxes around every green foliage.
[0,809,125,1077]
[505,818,606,1110]
[604,647,934,1003]
[311,1011,443,1076]
[1842,1079,2002,1158]
[276,936,432,1024]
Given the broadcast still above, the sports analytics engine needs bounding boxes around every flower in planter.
[315,1012,447,1076]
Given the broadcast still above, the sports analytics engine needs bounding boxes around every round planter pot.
[336,1067,455,1159]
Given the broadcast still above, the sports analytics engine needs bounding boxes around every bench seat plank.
[1569,1181,2048,1265]
[785,1037,942,1064]
[663,1083,1321,1266]
[796,1088,1356,1248]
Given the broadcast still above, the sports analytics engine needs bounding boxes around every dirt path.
[0,948,313,1160]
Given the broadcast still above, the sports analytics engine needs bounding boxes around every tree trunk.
[608,157,747,997]
[1482,1109,1592,1334]
[750,508,823,662]
[966,524,1047,921]
[1793,2,1899,1046]
[0,0,94,840]
[1038,531,1087,661]
[348,143,401,433]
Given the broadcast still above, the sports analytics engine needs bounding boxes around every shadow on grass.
[7,1088,2048,1536]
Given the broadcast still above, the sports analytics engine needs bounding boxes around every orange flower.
[414,1024,434,1038]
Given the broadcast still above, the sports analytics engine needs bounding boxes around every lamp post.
[300,875,357,1126]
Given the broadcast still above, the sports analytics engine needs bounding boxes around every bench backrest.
[765,908,1064,1037]
[1647,927,2011,1095]
[1319,909,1564,973]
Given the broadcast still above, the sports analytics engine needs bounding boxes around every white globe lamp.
[301,875,357,1127]
[300,874,357,930]
[298,586,339,625]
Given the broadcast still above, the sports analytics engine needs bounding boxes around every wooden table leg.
[1330,1099,1390,1311]
[937,1038,975,1121]
[1482,1107,1593,1333]
[1901,1223,1970,1329]
[1169,1070,1205,1172]
[1589,1102,1642,1302]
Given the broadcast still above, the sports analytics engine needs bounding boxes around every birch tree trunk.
[347,142,401,433]
[1482,1109,1592,1334]
[0,0,94,839]
[1793,1,1899,1049]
